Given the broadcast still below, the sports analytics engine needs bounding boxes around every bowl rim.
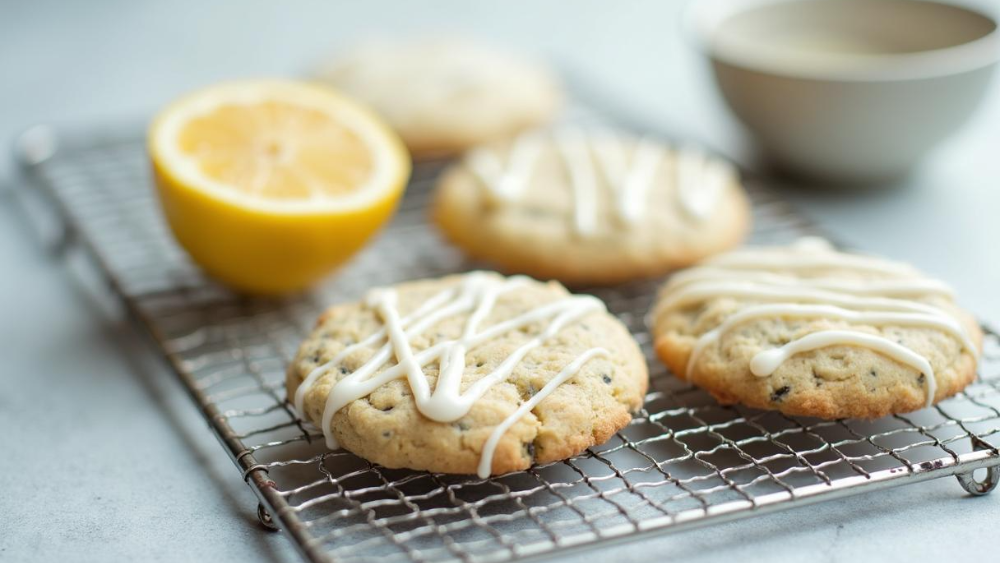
[684,0,1000,82]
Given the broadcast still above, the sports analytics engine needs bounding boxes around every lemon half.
[149,80,410,294]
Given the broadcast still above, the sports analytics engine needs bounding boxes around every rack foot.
[956,466,999,496]
[956,440,999,496]
[257,503,279,531]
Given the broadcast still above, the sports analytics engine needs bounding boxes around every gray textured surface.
[2,1,999,562]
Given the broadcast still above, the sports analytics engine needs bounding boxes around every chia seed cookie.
[649,238,982,419]
[432,128,751,285]
[314,38,562,157]
[287,271,647,476]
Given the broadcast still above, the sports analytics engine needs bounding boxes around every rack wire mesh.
[13,111,1000,563]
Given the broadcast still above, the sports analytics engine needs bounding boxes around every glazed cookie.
[288,271,647,477]
[433,129,751,285]
[315,38,562,157]
[649,238,982,419]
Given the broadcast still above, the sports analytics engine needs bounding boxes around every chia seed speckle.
[771,386,791,402]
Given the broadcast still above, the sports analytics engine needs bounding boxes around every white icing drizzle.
[593,131,667,225]
[703,241,918,276]
[666,268,956,299]
[464,129,733,236]
[659,281,951,317]
[676,147,734,220]
[478,347,610,477]
[295,272,608,478]
[554,129,600,235]
[591,130,629,187]
[749,330,937,402]
[467,133,543,202]
[685,304,975,384]
[661,240,978,408]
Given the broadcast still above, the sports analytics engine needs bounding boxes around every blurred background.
[2,1,999,562]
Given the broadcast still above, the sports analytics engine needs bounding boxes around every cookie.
[314,38,562,157]
[432,128,752,285]
[288,271,648,476]
[649,238,982,419]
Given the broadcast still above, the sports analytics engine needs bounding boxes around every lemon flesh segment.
[176,101,375,200]
[149,81,410,295]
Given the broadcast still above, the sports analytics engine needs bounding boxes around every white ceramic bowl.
[690,0,1000,183]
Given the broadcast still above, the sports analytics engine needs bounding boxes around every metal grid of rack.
[13,117,1000,563]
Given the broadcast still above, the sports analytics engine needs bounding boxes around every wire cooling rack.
[12,109,1000,563]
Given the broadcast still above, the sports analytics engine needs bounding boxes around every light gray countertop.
[2,1,999,562]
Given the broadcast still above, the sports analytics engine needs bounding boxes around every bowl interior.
[699,0,999,79]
